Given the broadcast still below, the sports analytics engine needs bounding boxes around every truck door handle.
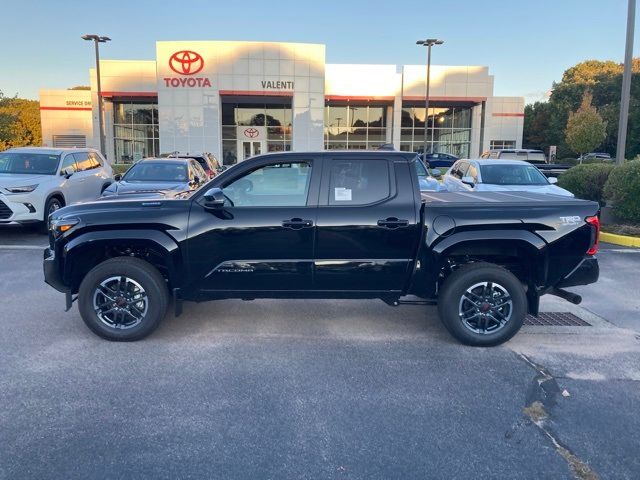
[377,217,409,229]
[282,218,314,230]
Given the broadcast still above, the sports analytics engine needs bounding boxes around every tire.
[78,257,169,341]
[41,196,64,233]
[437,262,527,347]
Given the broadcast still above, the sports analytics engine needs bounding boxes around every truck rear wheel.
[437,262,527,346]
[78,257,169,341]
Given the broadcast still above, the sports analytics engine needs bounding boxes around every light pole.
[615,0,635,165]
[82,34,111,156]
[416,39,444,159]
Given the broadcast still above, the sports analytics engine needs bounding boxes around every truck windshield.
[0,152,61,175]
[480,164,548,185]
[124,163,188,182]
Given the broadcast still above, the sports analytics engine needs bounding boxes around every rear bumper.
[43,247,69,293]
[556,257,599,288]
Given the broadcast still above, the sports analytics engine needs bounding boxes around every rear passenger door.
[313,155,420,293]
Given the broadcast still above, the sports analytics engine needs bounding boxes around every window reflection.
[324,104,390,150]
[400,104,472,156]
[113,101,159,164]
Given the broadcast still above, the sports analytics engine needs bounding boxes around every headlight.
[5,184,38,193]
[49,218,80,237]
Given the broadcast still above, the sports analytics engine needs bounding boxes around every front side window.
[328,159,390,206]
[223,162,312,207]
[0,152,61,175]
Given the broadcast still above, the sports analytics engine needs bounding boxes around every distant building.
[40,40,524,164]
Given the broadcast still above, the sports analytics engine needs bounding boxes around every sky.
[1,0,638,104]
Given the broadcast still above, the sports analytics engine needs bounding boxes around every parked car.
[44,151,600,347]
[0,147,112,226]
[443,159,573,197]
[101,158,207,198]
[422,152,458,169]
[416,158,448,192]
[167,152,221,178]
[481,148,571,177]
[578,153,612,162]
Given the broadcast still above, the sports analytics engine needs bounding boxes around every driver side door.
[185,154,321,295]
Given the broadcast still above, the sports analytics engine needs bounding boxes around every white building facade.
[40,40,524,164]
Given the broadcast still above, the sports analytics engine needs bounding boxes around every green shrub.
[556,163,615,205]
[604,160,640,224]
[111,163,131,175]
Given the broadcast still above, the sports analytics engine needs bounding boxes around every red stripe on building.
[324,95,395,102]
[492,113,525,117]
[219,90,294,97]
[40,106,92,111]
[100,91,158,97]
[402,96,487,103]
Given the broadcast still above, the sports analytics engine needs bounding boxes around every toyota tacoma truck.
[43,151,600,346]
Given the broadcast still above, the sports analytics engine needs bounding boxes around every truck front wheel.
[78,257,169,341]
[438,262,527,346]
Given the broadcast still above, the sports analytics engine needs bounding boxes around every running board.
[381,297,437,307]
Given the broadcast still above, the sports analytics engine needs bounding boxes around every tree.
[0,90,42,151]
[565,91,607,159]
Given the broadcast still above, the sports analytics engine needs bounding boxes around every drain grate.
[525,312,591,327]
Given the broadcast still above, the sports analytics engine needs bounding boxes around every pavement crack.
[512,353,600,480]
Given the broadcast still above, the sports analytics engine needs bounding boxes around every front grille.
[525,312,591,327]
[0,200,13,219]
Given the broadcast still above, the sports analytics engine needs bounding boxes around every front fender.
[62,229,183,292]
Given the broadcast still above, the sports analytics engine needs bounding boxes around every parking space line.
[0,245,47,250]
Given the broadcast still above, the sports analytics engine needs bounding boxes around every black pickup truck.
[43,151,600,346]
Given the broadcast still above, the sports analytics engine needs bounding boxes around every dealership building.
[40,40,524,165]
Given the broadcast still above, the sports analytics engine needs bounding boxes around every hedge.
[111,163,131,175]
[556,163,615,205]
[604,160,640,224]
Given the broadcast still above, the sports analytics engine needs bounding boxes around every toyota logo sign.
[169,50,204,75]
[243,128,259,138]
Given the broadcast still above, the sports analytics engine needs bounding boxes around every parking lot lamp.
[82,34,111,156]
[416,39,444,158]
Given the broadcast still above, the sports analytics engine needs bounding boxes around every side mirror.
[61,167,74,178]
[430,169,442,178]
[548,177,558,184]
[200,187,225,210]
[461,176,475,187]
[114,173,122,181]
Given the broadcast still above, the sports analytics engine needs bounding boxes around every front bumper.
[556,257,599,288]
[43,247,69,293]
[0,193,42,223]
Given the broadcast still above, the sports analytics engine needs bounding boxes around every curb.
[601,231,640,248]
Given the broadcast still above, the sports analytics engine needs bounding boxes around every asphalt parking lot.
[1,228,639,479]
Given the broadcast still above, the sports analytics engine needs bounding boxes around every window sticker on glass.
[334,187,352,201]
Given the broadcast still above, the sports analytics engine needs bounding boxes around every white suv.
[0,147,113,225]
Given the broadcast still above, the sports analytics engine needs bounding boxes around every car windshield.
[123,163,188,182]
[480,164,549,186]
[0,152,61,175]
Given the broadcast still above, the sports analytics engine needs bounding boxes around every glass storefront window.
[113,101,159,163]
[221,101,293,165]
[400,104,473,155]
[324,104,390,150]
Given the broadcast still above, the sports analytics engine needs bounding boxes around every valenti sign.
[163,50,212,88]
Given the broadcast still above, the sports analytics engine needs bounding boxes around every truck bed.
[420,191,593,207]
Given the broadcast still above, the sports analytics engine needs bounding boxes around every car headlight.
[5,184,38,193]
[49,217,80,237]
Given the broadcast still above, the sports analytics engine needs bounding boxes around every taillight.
[585,215,600,255]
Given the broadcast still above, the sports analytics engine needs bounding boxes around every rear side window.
[328,159,390,206]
